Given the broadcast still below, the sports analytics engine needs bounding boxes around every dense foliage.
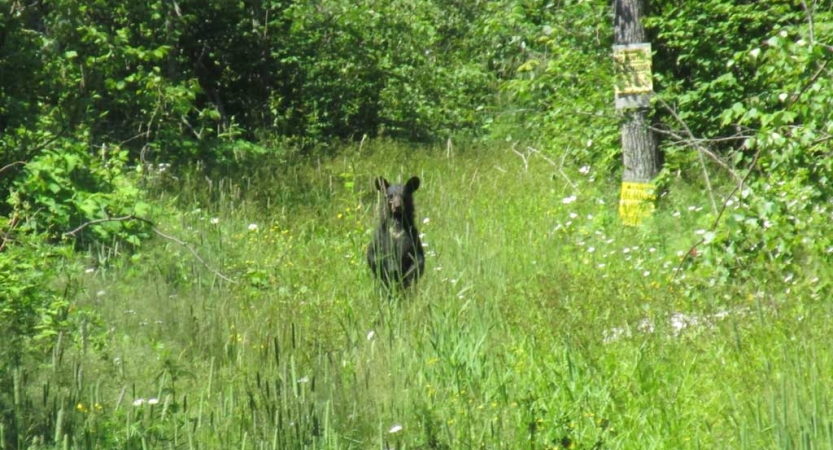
[2,0,833,447]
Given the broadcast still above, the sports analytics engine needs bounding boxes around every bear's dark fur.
[367,176,425,288]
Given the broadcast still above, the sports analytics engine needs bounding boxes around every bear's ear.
[375,177,390,191]
[405,176,420,193]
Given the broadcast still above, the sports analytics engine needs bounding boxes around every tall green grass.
[16,140,833,449]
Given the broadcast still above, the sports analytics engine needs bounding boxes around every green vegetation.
[2,0,833,448]
[7,142,833,449]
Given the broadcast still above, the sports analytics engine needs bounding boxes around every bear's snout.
[388,195,403,213]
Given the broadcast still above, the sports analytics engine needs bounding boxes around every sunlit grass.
[32,139,833,449]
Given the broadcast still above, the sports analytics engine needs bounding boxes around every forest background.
[2,0,833,448]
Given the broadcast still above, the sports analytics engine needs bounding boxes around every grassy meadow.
[27,140,833,449]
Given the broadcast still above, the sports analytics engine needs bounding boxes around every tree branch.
[650,126,746,180]
[653,98,743,183]
[1,123,72,179]
[150,226,238,284]
[64,215,153,236]
[0,214,19,253]
[801,0,815,46]
[789,60,828,107]
[64,215,237,284]
[0,161,26,177]
[525,145,578,190]
[674,147,762,279]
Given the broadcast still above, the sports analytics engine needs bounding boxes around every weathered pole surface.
[614,0,660,226]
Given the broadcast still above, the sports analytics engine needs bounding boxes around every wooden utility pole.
[613,0,660,226]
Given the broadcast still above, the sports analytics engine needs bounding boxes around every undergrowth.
[9,140,833,449]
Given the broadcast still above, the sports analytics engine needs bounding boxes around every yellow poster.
[618,181,656,226]
[613,43,653,95]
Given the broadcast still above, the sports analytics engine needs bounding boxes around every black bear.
[367,176,425,288]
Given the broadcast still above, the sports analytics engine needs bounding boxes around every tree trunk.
[621,110,660,182]
[614,0,660,225]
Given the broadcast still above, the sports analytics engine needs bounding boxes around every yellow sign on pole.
[618,181,656,226]
[613,43,653,109]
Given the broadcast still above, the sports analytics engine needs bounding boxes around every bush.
[8,138,150,246]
